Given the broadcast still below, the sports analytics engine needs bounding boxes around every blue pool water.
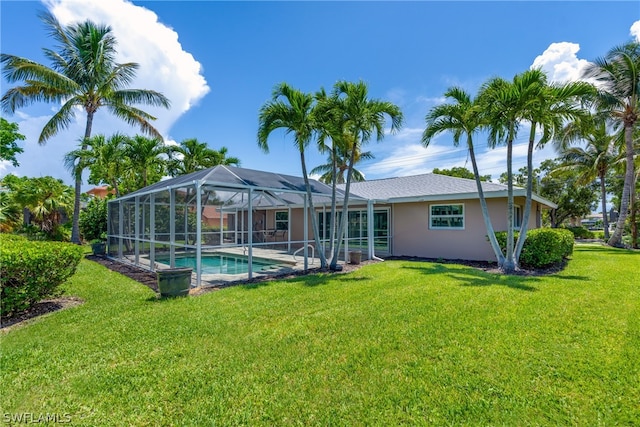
[156,253,283,275]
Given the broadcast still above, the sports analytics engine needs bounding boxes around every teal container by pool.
[157,268,192,297]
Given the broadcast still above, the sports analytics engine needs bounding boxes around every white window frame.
[275,210,289,231]
[513,205,522,229]
[429,203,465,230]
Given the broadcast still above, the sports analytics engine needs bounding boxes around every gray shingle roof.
[122,165,348,199]
[340,173,555,208]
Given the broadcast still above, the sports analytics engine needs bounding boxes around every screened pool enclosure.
[107,166,381,287]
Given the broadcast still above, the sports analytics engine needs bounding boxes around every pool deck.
[120,246,341,288]
[197,247,321,285]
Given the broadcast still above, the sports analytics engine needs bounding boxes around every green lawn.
[1,244,638,425]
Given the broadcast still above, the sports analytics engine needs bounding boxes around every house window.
[275,211,289,230]
[513,205,522,228]
[430,204,464,229]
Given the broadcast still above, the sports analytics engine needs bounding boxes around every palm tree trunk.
[468,136,504,266]
[631,172,637,248]
[71,112,94,244]
[515,127,536,262]
[300,151,328,268]
[607,124,634,247]
[328,143,337,260]
[330,136,358,270]
[600,172,609,240]
[503,130,517,273]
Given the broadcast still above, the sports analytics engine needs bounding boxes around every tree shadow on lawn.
[574,243,639,255]
[241,272,374,290]
[401,263,540,292]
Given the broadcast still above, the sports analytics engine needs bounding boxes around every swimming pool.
[155,253,286,275]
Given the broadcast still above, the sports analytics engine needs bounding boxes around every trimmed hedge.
[563,226,595,240]
[79,197,107,242]
[495,228,574,269]
[0,234,84,317]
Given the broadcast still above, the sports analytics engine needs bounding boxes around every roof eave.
[377,189,558,209]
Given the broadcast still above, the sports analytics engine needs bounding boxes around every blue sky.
[1,0,639,191]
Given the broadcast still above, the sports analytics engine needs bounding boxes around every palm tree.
[64,133,129,198]
[583,41,640,247]
[423,87,505,266]
[477,76,522,273]
[212,146,241,167]
[11,176,74,238]
[0,191,22,233]
[167,138,240,177]
[328,80,403,269]
[257,82,328,268]
[123,135,167,191]
[555,117,618,239]
[311,137,373,184]
[513,69,594,261]
[475,70,591,272]
[1,12,170,243]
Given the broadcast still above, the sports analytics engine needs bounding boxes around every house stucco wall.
[260,197,543,262]
[391,197,541,262]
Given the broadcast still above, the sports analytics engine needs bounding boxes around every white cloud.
[631,20,640,42]
[4,0,209,189]
[531,42,590,83]
[46,0,209,131]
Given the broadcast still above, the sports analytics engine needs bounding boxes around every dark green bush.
[494,228,574,269]
[79,197,107,242]
[0,234,84,317]
[563,226,595,239]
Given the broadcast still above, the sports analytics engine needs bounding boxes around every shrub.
[494,228,574,269]
[563,226,595,239]
[0,234,84,317]
[79,197,108,242]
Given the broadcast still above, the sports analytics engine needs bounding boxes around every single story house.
[107,166,555,285]
[252,172,555,262]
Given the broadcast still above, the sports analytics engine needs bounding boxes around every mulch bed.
[85,254,159,292]
[1,296,84,331]
[86,254,375,295]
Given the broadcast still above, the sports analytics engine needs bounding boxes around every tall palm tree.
[513,69,594,261]
[328,80,403,269]
[257,82,328,268]
[583,41,640,247]
[423,87,505,266]
[555,117,618,239]
[477,76,523,273]
[123,135,167,191]
[1,12,170,243]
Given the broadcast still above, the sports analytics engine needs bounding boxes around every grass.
[1,244,638,425]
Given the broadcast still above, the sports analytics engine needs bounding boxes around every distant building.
[86,186,115,199]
